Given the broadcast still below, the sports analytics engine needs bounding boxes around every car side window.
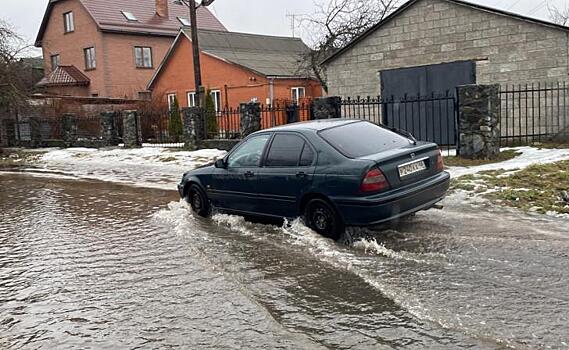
[227,135,270,168]
[266,134,306,167]
[299,144,315,166]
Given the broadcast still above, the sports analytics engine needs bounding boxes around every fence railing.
[499,82,569,145]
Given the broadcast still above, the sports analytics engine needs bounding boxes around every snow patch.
[447,146,569,178]
[36,147,227,190]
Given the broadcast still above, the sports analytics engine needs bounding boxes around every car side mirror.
[214,159,226,169]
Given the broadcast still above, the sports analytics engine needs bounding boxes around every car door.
[210,134,271,213]
[256,132,316,217]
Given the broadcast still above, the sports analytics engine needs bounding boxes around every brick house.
[323,0,569,99]
[35,0,226,99]
[147,28,323,110]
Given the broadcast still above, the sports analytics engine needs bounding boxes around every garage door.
[380,61,475,145]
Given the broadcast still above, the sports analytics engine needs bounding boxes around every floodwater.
[1,172,568,349]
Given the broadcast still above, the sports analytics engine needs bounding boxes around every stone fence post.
[311,96,342,120]
[182,107,205,149]
[29,117,42,148]
[0,119,16,147]
[240,102,261,138]
[457,84,500,159]
[100,111,120,147]
[122,110,142,148]
[62,114,77,146]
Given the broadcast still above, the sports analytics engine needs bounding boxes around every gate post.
[182,107,205,149]
[122,110,142,148]
[1,119,16,147]
[29,117,43,148]
[240,102,261,137]
[100,111,120,147]
[311,96,342,120]
[62,114,77,147]
[457,84,501,159]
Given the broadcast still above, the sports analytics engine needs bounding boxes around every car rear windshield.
[319,121,411,158]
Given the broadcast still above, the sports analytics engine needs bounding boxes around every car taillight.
[436,150,444,172]
[360,168,389,193]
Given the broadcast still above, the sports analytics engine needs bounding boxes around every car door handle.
[244,171,255,178]
[296,171,307,178]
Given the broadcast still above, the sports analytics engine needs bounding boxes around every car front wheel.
[304,199,343,241]
[187,184,210,217]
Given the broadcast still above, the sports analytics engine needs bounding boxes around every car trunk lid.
[358,142,440,189]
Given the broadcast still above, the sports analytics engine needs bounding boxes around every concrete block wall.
[326,0,569,98]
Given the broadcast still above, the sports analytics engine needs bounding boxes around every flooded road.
[1,172,568,349]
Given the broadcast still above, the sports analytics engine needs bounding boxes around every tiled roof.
[149,29,313,89]
[36,0,227,46]
[194,29,309,76]
[36,65,91,87]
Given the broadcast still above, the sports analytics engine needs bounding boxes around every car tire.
[304,199,344,241]
[187,184,210,217]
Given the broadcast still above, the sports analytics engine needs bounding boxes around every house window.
[167,93,177,111]
[134,47,152,68]
[50,54,60,70]
[177,17,191,26]
[291,87,305,102]
[187,91,196,107]
[84,47,96,70]
[121,11,138,22]
[210,90,221,112]
[63,12,74,33]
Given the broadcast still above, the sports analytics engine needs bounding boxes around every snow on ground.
[15,145,568,193]
[447,146,569,178]
[31,147,227,190]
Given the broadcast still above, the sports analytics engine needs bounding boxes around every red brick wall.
[150,37,323,109]
[40,0,175,99]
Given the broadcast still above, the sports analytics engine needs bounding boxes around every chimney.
[156,0,169,17]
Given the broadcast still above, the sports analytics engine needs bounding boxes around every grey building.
[323,0,569,99]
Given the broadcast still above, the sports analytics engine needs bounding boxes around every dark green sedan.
[178,119,450,240]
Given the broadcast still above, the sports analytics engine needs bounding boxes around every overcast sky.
[1,0,566,56]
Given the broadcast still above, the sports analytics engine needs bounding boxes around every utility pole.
[188,0,204,107]
[174,0,215,107]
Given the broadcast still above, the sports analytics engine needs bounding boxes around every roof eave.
[322,0,569,65]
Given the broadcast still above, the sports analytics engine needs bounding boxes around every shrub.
[205,91,218,137]
[168,97,183,141]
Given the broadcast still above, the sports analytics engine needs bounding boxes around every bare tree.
[298,0,400,92]
[0,19,35,110]
[548,2,569,26]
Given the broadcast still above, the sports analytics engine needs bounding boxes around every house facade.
[148,29,322,110]
[35,0,226,99]
[324,0,569,98]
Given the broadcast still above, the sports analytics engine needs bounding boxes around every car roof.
[258,119,364,133]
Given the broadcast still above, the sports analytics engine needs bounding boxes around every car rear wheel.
[304,199,343,241]
[187,184,210,217]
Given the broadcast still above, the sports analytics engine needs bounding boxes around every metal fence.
[499,82,569,145]
[204,103,313,140]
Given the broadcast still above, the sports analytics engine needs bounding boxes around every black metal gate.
[380,61,475,145]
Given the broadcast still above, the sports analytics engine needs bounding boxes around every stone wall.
[458,84,501,158]
[326,0,569,97]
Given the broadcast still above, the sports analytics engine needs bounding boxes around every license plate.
[398,158,427,178]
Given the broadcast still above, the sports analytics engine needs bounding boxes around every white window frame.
[187,91,196,107]
[64,12,74,33]
[84,47,96,70]
[291,87,306,102]
[134,46,152,68]
[50,54,60,70]
[210,90,221,112]
[167,93,177,111]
